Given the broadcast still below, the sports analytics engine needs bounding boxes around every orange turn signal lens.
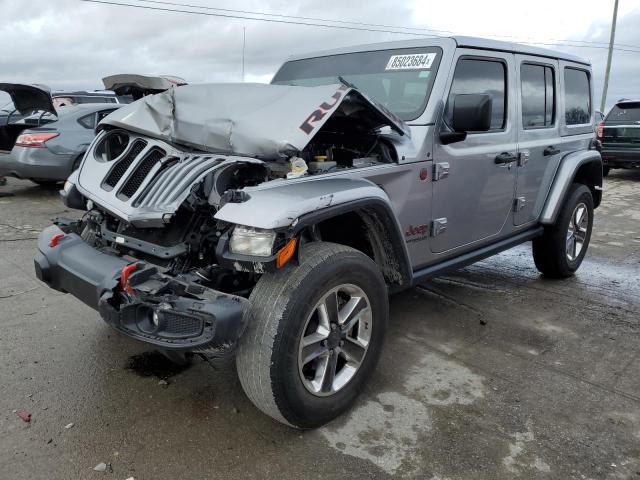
[276,237,297,269]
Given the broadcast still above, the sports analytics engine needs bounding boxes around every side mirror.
[440,94,493,145]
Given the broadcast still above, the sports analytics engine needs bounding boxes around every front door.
[513,55,562,225]
[430,50,518,254]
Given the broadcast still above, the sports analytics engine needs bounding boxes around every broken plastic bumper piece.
[34,225,249,352]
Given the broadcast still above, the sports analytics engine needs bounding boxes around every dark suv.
[597,99,640,175]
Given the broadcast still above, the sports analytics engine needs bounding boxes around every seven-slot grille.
[134,155,224,208]
[83,132,236,225]
[117,147,166,200]
[102,140,147,190]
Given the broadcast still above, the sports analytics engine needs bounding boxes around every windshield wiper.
[337,76,358,90]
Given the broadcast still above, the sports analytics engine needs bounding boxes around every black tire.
[236,242,388,428]
[603,166,610,177]
[31,179,61,187]
[532,183,594,278]
[71,154,84,173]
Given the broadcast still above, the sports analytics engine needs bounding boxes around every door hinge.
[432,162,450,181]
[518,150,530,167]
[513,196,526,212]
[430,217,448,236]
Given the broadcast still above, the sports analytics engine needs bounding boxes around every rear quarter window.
[564,68,591,125]
[77,113,96,129]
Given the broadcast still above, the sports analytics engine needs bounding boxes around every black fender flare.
[290,197,413,286]
[540,149,603,225]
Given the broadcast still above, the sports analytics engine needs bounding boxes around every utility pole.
[600,0,619,112]
[242,26,246,82]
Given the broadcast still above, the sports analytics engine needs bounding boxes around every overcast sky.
[1,0,639,110]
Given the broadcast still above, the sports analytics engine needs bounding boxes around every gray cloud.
[0,0,638,112]
[565,8,640,110]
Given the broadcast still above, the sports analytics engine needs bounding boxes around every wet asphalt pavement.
[1,171,639,480]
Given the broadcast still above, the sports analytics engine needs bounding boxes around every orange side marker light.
[276,237,298,269]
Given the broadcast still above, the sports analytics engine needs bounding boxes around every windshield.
[272,47,442,121]
[606,102,640,123]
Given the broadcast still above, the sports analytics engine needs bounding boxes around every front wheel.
[532,183,594,278]
[236,242,388,428]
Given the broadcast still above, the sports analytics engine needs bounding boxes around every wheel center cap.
[328,328,342,348]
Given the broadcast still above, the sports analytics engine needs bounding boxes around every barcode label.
[385,53,437,70]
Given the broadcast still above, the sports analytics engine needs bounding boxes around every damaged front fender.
[213,177,392,230]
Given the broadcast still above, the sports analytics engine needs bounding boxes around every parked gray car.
[35,36,602,428]
[0,75,186,185]
[0,102,121,185]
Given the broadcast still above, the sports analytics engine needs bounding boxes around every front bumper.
[34,225,249,353]
[0,147,74,180]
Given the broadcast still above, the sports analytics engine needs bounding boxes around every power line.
[130,0,640,51]
[79,0,440,36]
[79,0,640,54]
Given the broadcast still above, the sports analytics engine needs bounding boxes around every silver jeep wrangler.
[34,36,602,428]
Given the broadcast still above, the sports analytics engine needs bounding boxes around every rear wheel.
[236,242,387,428]
[532,183,594,278]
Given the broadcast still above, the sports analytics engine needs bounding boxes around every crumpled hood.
[99,82,410,159]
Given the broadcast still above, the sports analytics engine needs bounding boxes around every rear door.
[431,50,517,253]
[513,56,561,225]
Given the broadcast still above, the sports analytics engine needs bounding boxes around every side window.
[77,113,96,129]
[521,63,555,128]
[564,68,591,125]
[446,58,506,131]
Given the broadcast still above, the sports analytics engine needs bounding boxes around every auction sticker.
[386,53,437,70]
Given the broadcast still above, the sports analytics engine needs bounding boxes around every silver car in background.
[0,75,186,185]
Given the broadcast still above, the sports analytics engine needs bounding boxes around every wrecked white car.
[35,37,602,428]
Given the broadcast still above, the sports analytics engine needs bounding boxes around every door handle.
[494,152,518,164]
[543,146,561,156]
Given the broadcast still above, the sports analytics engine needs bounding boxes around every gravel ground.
[0,171,639,480]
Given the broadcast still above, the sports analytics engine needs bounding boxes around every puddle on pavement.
[126,351,191,380]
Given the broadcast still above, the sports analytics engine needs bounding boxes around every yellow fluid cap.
[314,155,328,162]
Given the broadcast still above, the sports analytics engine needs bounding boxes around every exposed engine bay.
[69,123,398,296]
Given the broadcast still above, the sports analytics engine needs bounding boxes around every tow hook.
[120,263,139,293]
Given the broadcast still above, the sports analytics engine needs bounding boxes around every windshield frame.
[271,46,443,122]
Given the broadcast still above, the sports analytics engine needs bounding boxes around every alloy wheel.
[297,284,372,397]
